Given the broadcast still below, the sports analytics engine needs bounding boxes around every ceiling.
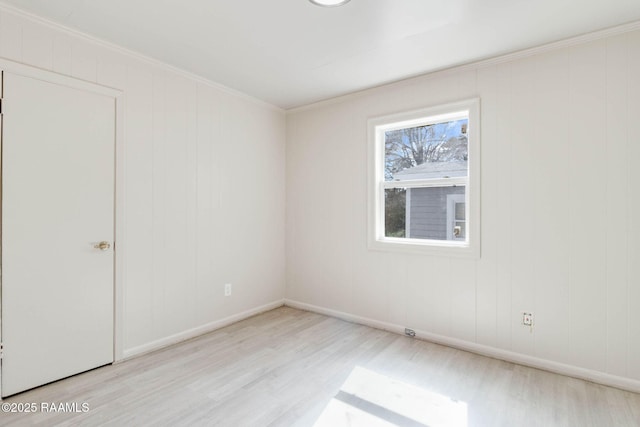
[4,0,640,109]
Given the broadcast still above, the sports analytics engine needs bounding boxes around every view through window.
[384,116,468,240]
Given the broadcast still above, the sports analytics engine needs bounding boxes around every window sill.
[368,237,480,258]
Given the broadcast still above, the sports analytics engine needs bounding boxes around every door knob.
[94,241,111,251]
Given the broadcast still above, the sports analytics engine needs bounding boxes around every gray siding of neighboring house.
[408,186,465,240]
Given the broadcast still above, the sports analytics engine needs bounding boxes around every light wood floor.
[1,307,639,426]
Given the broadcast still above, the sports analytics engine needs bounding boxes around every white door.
[1,70,115,397]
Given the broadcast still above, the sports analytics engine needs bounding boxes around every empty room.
[0,0,639,425]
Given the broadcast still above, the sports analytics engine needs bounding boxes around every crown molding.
[2,1,638,116]
[287,19,640,114]
[0,1,284,114]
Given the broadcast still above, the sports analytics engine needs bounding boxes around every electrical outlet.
[522,312,534,326]
[224,283,232,297]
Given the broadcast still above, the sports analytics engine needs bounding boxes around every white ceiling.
[4,0,640,109]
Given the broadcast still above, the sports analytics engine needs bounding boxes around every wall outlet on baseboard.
[224,283,232,297]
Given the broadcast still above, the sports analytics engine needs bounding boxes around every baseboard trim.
[284,299,640,394]
[122,299,285,360]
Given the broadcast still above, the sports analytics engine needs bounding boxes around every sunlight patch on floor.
[313,366,467,427]
[313,399,400,427]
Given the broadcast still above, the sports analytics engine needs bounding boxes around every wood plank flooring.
[1,307,639,426]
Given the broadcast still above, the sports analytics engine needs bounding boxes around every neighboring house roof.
[392,161,467,181]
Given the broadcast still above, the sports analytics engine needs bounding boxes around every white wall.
[286,29,640,385]
[0,6,286,356]
[2,1,638,391]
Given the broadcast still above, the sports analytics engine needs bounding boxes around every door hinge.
[0,342,3,359]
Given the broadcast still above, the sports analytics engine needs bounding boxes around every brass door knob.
[94,241,111,251]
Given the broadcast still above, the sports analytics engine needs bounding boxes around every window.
[368,98,480,257]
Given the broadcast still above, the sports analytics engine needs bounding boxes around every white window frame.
[367,98,480,258]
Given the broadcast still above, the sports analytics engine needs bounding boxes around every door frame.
[0,58,125,397]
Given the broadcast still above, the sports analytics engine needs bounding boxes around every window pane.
[455,202,465,221]
[384,118,468,182]
[384,188,406,238]
[399,186,466,241]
